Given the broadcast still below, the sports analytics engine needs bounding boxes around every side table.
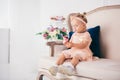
[47,41,63,57]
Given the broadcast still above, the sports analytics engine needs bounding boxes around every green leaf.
[36,32,42,35]
[56,34,63,40]
[46,35,51,39]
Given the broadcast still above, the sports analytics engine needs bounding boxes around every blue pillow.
[68,26,101,58]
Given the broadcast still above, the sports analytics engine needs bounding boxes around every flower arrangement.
[50,16,65,21]
[37,25,68,40]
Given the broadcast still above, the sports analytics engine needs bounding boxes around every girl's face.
[71,18,86,33]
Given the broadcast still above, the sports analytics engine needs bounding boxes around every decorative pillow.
[68,25,101,58]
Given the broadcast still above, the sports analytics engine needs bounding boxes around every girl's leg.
[49,53,66,76]
[71,56,80,67]
[57,54,80,76]
[58,57,79,76]
[56,53,66,65]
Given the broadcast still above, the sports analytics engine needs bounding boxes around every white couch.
[37,5,120,80]
[76,59,120,80]
[74,5,120,80]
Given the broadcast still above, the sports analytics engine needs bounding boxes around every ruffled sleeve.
[72,32,92,45]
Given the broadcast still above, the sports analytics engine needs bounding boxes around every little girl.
[49,13,93,77]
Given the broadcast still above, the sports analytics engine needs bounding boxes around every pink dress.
[63,31,93,61]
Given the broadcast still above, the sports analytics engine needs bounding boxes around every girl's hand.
[65,42,72,48]
[63,36,69,44]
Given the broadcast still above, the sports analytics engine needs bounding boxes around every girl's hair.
[68,12,87,31]
[71,12,87,23]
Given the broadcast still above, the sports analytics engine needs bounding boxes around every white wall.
[0,29,10,64]
[103,0,120,5]
[40,0,104,27]
[9,0,42,65]
[0,0,9,65]
[0,0,8,28]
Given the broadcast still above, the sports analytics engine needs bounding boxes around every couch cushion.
[76,59,120,80]
[87,26,101,57]
[68,26,101,57]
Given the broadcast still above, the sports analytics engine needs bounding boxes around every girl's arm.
[64,38,89,49]
[63,33,73,48]
[63,38,72,48]
[72,40,89,49]
[71,33,92,49]
[64,41,72,48]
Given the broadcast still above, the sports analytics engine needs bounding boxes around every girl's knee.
[73,54,80,59]
[73,56,80,60]
[59,53,65,58]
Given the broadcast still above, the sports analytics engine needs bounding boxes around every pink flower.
[50,16,65,21]
[43,33,48,37]
[49,26,55,32]
[61,27,66,32]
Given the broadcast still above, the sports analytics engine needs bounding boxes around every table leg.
[50,45,54,57]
